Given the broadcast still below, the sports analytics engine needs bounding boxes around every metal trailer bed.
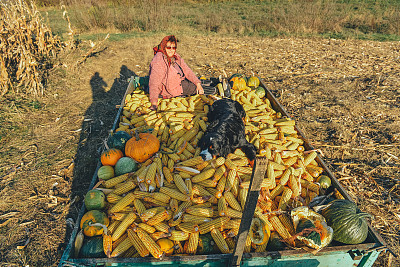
[59,76,389,267]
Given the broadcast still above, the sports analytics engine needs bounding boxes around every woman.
[148,35,204,110]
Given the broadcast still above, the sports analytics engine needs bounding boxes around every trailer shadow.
[60,65,137,260]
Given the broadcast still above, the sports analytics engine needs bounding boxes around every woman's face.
[165,41,176,58]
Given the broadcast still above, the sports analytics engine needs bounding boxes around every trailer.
[59,76,389,267]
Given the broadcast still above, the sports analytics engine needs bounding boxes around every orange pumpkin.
[230,76,247,91]
[80,210,109,237]
[125,133,160,163]
[101,148,123,166]
[157,238,174,256]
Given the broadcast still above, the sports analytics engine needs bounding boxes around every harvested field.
[0,35,399,266]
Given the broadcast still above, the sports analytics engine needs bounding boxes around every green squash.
[114,157,138,176]
[317,175,331,189]
[320,199,371,244]
[296,218,321,247]
[80,236,105,258]
[97,165,114,180]
[107,131,131,151]
[266,232,286,251]
[254,87,266,98]
[84,189,106,211]
[80,210,109,237]
[247,76,260,88]
[197,233,217,254]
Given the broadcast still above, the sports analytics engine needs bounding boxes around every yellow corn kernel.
[135,227,163,259]
[278,187,293,211]
[211,228,230,254]
[110,193,136,214]
[207,187,222,199]
[191,168,216,183]
[174,174,189,195]
[174,240,184,254]
[199,217,230,234]
[195,160,210,171]
[112,213,137,241]
[111,237,133,258]
[104,173,131,188]
[160,187,190,202]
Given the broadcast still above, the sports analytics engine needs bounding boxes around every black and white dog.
[198,98,257,163]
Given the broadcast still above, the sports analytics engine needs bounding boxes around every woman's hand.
[196,83,204,95]
[150,104,158,111]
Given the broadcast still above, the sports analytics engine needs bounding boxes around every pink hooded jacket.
[148,52,200,105]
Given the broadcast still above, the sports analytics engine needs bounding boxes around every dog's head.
[198,132,227,161]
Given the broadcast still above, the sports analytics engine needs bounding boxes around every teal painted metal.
[59,77,387,267]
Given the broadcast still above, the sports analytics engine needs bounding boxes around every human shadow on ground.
[60,65,137,259]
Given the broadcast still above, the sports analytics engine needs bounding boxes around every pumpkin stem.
[135,129,140,141]
[89,222,109,235]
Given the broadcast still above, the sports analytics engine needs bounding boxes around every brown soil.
[0,35,399,266]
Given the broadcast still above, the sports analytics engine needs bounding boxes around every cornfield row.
[0,0,64,97]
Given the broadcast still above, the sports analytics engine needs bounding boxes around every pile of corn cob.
[96,84,340,258]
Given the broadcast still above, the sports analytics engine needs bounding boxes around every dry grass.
[0,0,64,97]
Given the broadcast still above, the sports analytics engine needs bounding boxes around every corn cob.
[300,179,319,192]
[122,246,138,258]
[224,219,241,230]
[255,242,268,253]
[154,222,170,233]
[140,207,166,222]
[174,174,189,195]
[185,232,199,255]
[224,158,237,170]
[182,214,212,224]
[199,217,230,234]
[238,188,248,210]
[303,151,317,166]
[178,156,204,167]
[237,166,253,174]
[225,208,243,218]
[288,174,300,198]
[216,175,227,194]
[186,206,214,218]
[278,187,293,211]
[269,184,284,199]
[149,192,170,204]
[110,193,135,214]
[177,222,200,233]
[211,228,230,254]
[151,231,171,241]
[225,237,236,250]
[218,196,228,216]
[112,232,127,250]
[138,223,156,234]
[169,199,178,213]
[131,199,145,216]
[224,191,242,211]
[160,187,190,202]
[135,227,163,258]
[269,215,291,240]
[173,201,192,221]
[147,209,171,226]
[239,178,272,189]
[112,213,137,241]
[103,232,113,258]
[244,234,252,253]
[111,237,133,258]
[185,178,193,198]
[104,173,131,188]
[109,212,128,221]
[191,168,216,183]
[108,221,121,235]
[197,179,217,188]
[107,193,122,204]
[169,230,190,241]
[225,168,237,192]
[278,214,295,235]
[174,240,184,254]
[113,179,136,195]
